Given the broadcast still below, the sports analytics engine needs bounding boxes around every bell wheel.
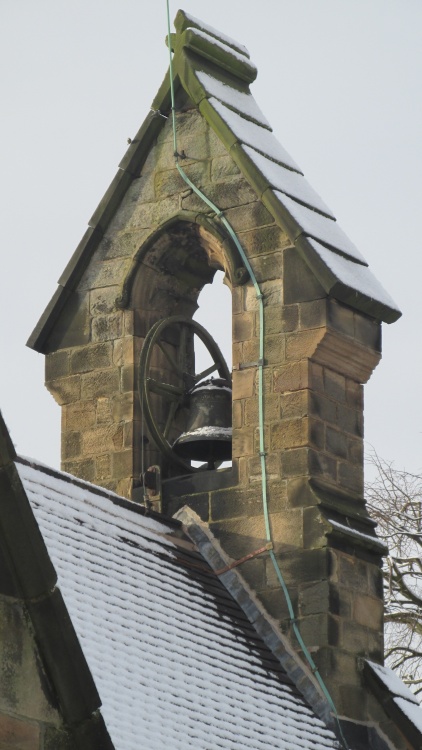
[138,315,231,473]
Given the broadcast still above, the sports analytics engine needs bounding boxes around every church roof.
[28,9,400,354]
[16,455,341,750]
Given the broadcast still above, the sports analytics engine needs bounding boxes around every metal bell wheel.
[138,315,232,473]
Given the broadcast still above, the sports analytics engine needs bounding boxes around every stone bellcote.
[28,9,402,735]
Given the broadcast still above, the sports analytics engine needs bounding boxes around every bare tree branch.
[366,452,422,703]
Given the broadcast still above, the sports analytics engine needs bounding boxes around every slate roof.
[28,9,400,354]
[16,456,341,750]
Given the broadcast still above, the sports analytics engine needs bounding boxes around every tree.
[366,454,422,700]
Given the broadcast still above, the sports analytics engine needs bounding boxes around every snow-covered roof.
[16,457,340,750]
[28,9,400,354]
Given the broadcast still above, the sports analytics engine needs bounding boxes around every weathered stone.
[271,418,309,451]
[211,154,240,180]
[155,161,210,199]
[283,247,326,304]
[232,427,254,458]
[326,426,348,459]
[233,312,254,342]
[279,390,308,421]
[113,337,134,367]
[232,368,255,399]
[111,450,133,480]
[245,279,282,311]
[62,431,81,461]
[96,397,112,425]
[0,713,41,750]
[89,285,120,315]
[46,375,81,406]
[244,393,279,426]
[285,328,325,361]
[273,362,309,393]
[82,425,124,456]
[63,401,96,431]
[70,343,113,374]
[299,299,327,330]
[62,458,95,483]
[45,350,70,381]
[81,370,120,400]
[91,313,123,343]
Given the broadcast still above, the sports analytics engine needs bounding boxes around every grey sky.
[1,0,421,479]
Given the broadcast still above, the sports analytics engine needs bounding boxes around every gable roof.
[16,455,342,750]
[28,9,400,354]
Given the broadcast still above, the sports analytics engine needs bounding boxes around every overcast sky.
[1,0,421,480]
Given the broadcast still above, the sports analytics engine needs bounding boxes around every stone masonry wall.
[45,101,386,724]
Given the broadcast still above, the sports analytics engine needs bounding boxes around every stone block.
[345,379,363,409]
[182,177,256,212]
[341,620,370,654]
[281,447,309,477]
[112,392,134,423]
[353,594,384,631]
[271,418,309,451]
[232,368,255,399]
[100,227,150,260]
[95,454,111,481]
[111,449,133,480]
[224,201,273,232]
[210,488,264,521]
[0,713,40,750]
[232,427,254,458]
[249,252,283,283]
[128,195,180,233]
[269,509,303,548]
[264,334,285,365]
[121,364,135,392]
[62,458,95,483]
[70,343,113,374]
[244,393,279,426]
[242,338,260,363]
[303,506,329,549]
[338,554,369,593]
[267,548,330,587]
[63,401,96,430]
[247,453,280,484]
[309,361,324,393]
[211,154,241,180]
[326,427,348,459]
[91,312,123,343]
[324,369,346,403]
[45,350,70,381]
[232,399,243,429]
[338,461,363,495]
[89,285,120,316]
[258,585,299,623]
[299,580,331,616]
[96,397,112,425]
[113,337,134,367]
[155,161,210,199]
[47,375,81,406]
[309,392,337,424]
[283,247,326,304]
[81,370,120,400]
[211,516,267,559]
[273,361,309,393]
[347,437,363,465]
[279,390,308,421]
[232,286,243,314]
[299,299,327,330]
[264,304,298,335]
[233,312,254,342]
[61,431,81,461]
[300,612,340,648]
[245,279,282,311]
[327,299,355,338]
[82,425,124,456]
[308,449,337,484]
[285,328,325,362]
[79,257,132,291]
[354,312,381,351]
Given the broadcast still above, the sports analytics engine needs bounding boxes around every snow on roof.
[17,458,340,750]
[196,71,272,128]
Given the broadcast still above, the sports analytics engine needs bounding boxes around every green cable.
[165,3,347,746]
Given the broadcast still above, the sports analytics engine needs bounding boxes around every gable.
[28,10,399,355]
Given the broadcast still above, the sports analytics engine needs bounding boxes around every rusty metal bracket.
[214,542,273,576]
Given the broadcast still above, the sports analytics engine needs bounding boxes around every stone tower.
[28,9,401,731]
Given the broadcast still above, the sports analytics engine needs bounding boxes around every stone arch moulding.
[116,211,249,312]
[123,211,246,486]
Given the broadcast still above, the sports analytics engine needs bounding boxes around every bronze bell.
[172,378,232,467]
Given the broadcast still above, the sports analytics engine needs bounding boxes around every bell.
[172,378,232,467]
